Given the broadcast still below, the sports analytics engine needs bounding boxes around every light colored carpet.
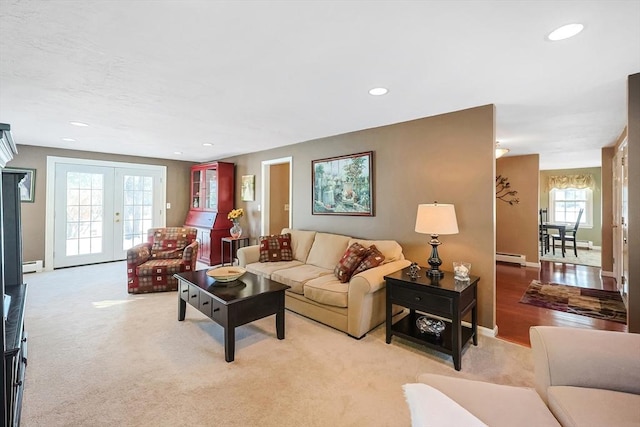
[541,248,601,267]
[21,262,533,427]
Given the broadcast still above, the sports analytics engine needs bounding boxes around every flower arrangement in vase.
[227,208,244,238]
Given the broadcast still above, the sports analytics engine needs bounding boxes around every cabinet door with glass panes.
[190,163,231,211]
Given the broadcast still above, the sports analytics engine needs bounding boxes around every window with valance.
[547,174,595,226]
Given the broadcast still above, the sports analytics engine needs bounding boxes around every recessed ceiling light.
[174,151,182,155]
[69,121,89,127]
[547,23,584,41]
[61,137,76,142]
[202,143,213,147]
[368,87,388,96]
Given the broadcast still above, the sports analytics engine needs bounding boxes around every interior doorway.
[260,157,292,236]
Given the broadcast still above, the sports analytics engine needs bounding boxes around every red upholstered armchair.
[127,227,199,294]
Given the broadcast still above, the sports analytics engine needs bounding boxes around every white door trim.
[45,156,167,271]
[260,156,293,236]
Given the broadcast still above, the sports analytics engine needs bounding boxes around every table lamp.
[415,202,459,278]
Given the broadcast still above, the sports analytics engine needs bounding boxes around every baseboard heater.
[496,252,526,266]
[23,260,43,273]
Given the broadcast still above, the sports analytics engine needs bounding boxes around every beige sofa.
[404,326,640,426]
[237,228,411,338]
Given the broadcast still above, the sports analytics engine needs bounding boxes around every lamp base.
[427,235,444,278]
[427,267,444,278]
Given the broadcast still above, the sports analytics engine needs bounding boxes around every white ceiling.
[1,1,639,170]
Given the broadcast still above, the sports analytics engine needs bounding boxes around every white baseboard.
[23,260,43,273]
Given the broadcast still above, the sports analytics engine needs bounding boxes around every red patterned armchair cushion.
[334,242,369,283]
[149,227,197,259]
[259,233,293,262]
[136,259,192,277]
[352,245,386,276]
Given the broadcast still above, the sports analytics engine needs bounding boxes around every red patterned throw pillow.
[352,245,386,276]
[259,233,293,262]
[334,242,369,283]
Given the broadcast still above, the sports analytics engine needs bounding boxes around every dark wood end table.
[384,267,479,371]
[175,270,290,362]
[221,236,250,266]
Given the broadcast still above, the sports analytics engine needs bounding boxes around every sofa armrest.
[182,240,199,269]
[349,259,412,294]
[237,245,260,267]
[530,326,640,404]
[126,242,152,266]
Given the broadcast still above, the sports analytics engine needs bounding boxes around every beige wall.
[224,105,497,329]
[7,145,195,263]
[628,72,639,333]
[601,146,615,273]
[539,167,603,247]
[496,155,540,263]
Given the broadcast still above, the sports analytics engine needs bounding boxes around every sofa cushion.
[334,242,369,283]
[282,228,317,262]
[245,260,303,279]
[403,383,488,427]
[348,238,403,264]
[271,264,333,295]
[304,275,349,308]
[416,373,561,427]
[259,233,293,262]
[306,232,351,270]
[352,244,385,276]
[547,386,640,427]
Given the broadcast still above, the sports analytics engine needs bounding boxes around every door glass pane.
[205,169,217,210]
[122,174,154,250]
[65,172,104,256]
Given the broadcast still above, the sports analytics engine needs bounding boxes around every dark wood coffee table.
[175,270,290,362]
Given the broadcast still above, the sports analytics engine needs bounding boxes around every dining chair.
[551,208,584,257]
[539,208,550,256]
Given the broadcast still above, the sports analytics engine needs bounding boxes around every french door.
[49,158,165,268]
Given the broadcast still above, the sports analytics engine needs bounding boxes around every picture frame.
[6,167,36,203]
[241,174,255,201]
[312,151,374,216]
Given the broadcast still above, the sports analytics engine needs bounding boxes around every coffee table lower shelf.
[389,311,474,359]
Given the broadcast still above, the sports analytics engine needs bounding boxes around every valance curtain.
[547,174,595,191]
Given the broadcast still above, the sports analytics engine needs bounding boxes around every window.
[549,188,592,227]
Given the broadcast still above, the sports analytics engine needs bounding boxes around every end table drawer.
[390,284,453,315]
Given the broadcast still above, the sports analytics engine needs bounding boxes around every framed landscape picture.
[312,151,373,216]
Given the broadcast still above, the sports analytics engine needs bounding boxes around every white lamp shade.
[415,203,459,235]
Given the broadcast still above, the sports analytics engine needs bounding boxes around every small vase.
[230,221,242,239]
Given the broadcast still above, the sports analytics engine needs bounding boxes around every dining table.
[543,222,569,257]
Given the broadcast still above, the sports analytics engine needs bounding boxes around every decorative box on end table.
[384,267,479,371]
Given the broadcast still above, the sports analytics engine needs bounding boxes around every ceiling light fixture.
[174,151,182,155]
[69,121,89,127]
[202,143,213,147]
[368,87,388,96]
[547,23,584,41]
[61,137,76,142]
[496,142,510,159]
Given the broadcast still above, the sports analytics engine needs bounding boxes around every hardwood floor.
[496,261,627,347]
